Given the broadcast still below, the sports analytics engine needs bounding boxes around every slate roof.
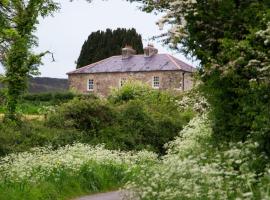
[67,54,195,75]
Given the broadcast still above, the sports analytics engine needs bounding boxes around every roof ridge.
[165,54,182,70]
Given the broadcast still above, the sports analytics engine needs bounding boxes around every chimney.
[144,44,158,57]
[122,45,136,59]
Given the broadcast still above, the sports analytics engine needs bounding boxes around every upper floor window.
[152,76,160,88]
[88,79,94,91]
[119,78,127,87]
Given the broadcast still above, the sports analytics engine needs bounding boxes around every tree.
[131,0,270,152]
[76,28,144,68]
[0,0,59,120]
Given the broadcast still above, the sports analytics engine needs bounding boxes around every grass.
[0,162,128,200]
[0,101,55,115]
[0,143,157,200]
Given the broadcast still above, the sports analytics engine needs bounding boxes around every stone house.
[67,45,196,96]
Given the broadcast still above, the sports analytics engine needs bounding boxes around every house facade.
[67,45,195,97]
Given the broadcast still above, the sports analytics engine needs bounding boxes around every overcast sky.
[0,0,197,78]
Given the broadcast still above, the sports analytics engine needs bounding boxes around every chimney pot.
[122,45,136,59]
[144,44,158,57]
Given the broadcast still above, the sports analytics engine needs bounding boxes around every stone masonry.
[68,70,193,97]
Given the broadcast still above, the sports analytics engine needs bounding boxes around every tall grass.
[0,143,157,200]
[0,162,126,200]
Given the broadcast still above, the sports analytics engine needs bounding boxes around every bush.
[125,115,270,200]
[46,98,115,132]
[0,120,83,156]
[47,83,194,154]
[109,81,152,103]
[22,92,75,102]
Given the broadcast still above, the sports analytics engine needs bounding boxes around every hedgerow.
[124,115,270,200]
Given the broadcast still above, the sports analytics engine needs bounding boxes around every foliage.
[0,92,97,114]
[0,120,83,156]
[47,98,115,131]
[109,81,153,103]
[0,0,59,119]
[0,143,157,200]
[47,83,194,153]
[175,87,209,114]
[76,28,144,68]
[124,115,270,200]
[22,92,75,102]
[132,0,270,154]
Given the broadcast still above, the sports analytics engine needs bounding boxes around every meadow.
[0,143,157,200]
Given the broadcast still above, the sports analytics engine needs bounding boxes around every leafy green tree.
[0,0,59,120]
[132,0,270,152]
[76,28,144,68]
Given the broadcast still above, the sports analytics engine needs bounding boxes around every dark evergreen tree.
[76,28,144,68]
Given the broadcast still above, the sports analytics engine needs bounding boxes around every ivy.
[0,0,59,120]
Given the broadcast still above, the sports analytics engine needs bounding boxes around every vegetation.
[131,0,270,152]
[0,0,59,119]
[0,84,194,156]
[0,0,269,199]
[0,120,82,156]
[76,28,144,68]
[125,114,270,200]
[47,82,194,153]
[0,143,157,200]
[0,91,99,115]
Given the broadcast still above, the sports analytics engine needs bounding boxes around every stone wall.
[68,71,193,97]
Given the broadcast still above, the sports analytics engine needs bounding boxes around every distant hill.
[0,77,69,93]
[28,77,69,93]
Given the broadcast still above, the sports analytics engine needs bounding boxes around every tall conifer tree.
[76,28,144,68]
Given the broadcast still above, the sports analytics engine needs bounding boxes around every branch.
[40,50,55,62]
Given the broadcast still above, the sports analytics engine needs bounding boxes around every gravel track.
[74,191,122,200]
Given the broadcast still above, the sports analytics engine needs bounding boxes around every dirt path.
[74,191,122,200]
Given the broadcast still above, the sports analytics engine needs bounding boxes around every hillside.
[28,77,69,93]
[0,77,69,93]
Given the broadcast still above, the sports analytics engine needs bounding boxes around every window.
[152,76,160,88]
[119,78,127,87]
[88,79,94,91]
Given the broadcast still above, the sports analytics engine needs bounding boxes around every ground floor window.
[119,78,127,87]
[152,76,160,88]
[88,79,94,91]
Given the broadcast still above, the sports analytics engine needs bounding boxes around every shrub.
[0,120,83,156]
[124,115,270,200]
[47,83,194,153]
[46,98,115,132]
[109,81,151,103]
[22,92,75,102]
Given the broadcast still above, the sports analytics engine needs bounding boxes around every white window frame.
[152,76,160,89]
[119,78,127,87]
[87,79,94,91]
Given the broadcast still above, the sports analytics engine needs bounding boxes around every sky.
[0,0,197,78]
